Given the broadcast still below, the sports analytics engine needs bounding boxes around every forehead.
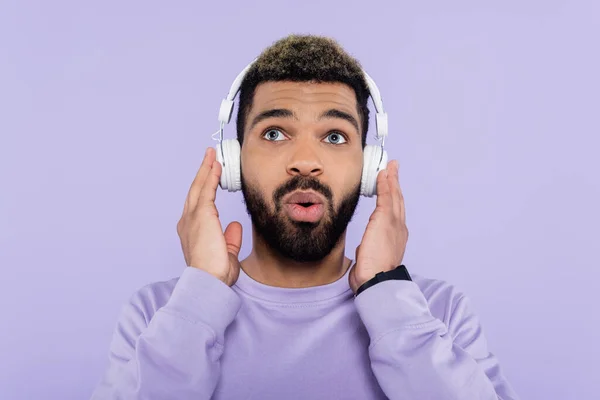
[250,81,358,114]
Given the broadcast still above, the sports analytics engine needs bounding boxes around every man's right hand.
[177,147,243,287]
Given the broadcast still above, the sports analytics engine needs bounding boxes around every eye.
[323,132,347,145]
[263,128,286,141]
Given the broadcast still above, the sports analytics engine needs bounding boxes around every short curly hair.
[236,34,370,148]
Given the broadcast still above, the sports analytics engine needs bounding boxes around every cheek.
[241,155,278,202]
[240,150,260,185]
[351,152,365,181]
[241,145,287,184]
[333,159,363,199]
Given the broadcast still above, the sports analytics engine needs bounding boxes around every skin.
[239,81,364,288]
[177,80,408,293]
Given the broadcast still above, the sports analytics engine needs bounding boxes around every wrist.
[189,265,232,287]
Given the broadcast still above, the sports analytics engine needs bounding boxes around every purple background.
[1,1,598,399]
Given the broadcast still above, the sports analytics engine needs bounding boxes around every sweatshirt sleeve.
[90,267,242,400]
[354,279,519,400]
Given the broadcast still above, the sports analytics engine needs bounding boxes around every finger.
[224,221,243,258]
[197,159,222,207]
[186,147,217,211]
[388,160,404,221]
[375,167,392,210]
[393,162,406,223]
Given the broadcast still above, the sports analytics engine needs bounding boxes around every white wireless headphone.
[213,60,389,197]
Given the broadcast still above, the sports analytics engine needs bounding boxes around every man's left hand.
[349,160,408,294]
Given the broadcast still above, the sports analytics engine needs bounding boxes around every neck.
[240,226,352,288]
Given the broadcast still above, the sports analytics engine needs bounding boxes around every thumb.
[224,221,243,258]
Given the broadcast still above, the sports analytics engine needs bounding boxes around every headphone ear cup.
[215,139,241,192]
[361,145,388,197]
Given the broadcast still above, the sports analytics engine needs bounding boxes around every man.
[92,35,518,399]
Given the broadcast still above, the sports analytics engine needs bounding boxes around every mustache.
[273,176,333,205]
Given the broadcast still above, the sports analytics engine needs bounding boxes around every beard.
[241,172,361,263]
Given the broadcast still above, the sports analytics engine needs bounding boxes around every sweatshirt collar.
[234,262,353,304]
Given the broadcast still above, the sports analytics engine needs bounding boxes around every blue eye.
[324,132,347,144]
[263,129,285,141]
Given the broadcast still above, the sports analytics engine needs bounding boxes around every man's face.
[240,81,364,262]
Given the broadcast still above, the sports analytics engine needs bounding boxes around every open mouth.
[283,192,325,222]
[284,191,324,206]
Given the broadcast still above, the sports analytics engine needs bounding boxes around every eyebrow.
[249,109,296,131]
[319,108,360,134]
[249,108,360,134]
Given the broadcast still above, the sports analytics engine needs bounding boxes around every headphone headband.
[216,59,389,142]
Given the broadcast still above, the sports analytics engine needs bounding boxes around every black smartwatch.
[355,265,412,297]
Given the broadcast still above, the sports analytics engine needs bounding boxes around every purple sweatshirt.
[91,264,518,399]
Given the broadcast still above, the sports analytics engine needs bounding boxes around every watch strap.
[355,264,411,297]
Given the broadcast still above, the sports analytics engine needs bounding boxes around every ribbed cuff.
[354,280,437,341]
[164,267,242,342]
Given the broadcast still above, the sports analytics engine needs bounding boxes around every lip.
[283,191,325,205]
[284,203,325,223]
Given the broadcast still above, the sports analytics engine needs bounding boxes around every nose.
[286,140,324,178]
